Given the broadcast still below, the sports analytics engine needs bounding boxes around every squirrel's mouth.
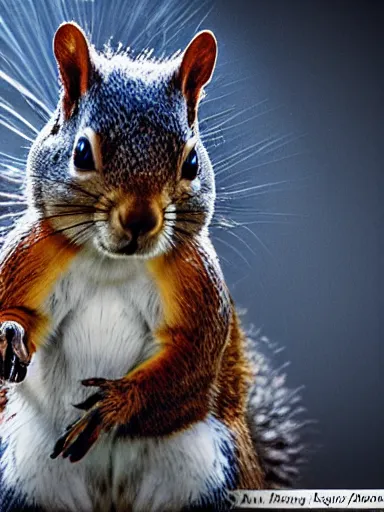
[117,240,138,256]
[93,229,167,260]
[113,238,138,256]
[96,237,141,258]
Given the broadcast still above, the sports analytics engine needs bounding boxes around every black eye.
[181,148,198,181]
[74,137,95,171]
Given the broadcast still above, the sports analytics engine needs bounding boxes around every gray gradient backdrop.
[1,0,383,490]
[210,0,383,488]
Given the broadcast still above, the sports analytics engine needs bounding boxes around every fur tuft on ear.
[176,31,218,126]
[53,22,93,119]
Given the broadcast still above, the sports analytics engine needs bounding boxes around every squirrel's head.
[27,22,217,259]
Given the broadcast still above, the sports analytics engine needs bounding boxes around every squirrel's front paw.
[50,378,120,463]
[0,321,30,383]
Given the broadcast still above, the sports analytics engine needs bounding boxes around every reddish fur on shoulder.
[0,219,79,354]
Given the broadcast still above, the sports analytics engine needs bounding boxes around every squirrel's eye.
[74,137,95,171]
[181,148,198,181]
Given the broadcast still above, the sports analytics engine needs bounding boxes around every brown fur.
[0,219,79,354]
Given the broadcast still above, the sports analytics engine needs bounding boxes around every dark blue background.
[211,0,383,488]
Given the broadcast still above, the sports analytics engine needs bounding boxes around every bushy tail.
[245,332,308,488]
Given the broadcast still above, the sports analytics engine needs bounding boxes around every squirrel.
[0,22,304,512]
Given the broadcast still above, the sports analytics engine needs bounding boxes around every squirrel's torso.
[0,243,236,511]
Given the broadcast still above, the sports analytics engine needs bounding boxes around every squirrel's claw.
[0,321,30,383]
[51,382,110,463]
[72,391,103,410]
[51,408,103,463]
[51,378,126,463]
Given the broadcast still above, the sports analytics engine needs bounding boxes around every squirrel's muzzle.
[111,199,162,255]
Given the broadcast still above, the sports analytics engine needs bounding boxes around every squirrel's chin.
[91,236,168,261]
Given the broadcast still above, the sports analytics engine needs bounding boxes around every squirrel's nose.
[118,209,159,241]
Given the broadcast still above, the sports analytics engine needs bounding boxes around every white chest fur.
[0,251,233,512]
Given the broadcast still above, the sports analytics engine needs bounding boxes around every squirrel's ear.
[53,22,93,119]
[176,31,217,126]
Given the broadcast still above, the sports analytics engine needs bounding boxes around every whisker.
[0,101,39,134]
[202,91,237,106]
[171,208,208,216]
[215,133,295,175]
[41,212,98,224]
[202,100,270,136]
[0,163,25,176]
[47,202,109,214]
[0,201,26,208]
[28,173,113,206]
[212,235,252,269]
[200,108,235,125]
[214,136,276,171]
[0,70,52,118]
[0,191,25,201]
[70,223,97,246]
[0,152,27,164]
[217,151,304,186]
[171,225,192,239]
[0,175,24,186]
[217,180,249,191]
[224,226,257,257]
[237,223,274,259]
[0,211,24,221]
[163,214,201,223]
[216,179,291,198]
[37,219,106,248]
[0,119,34,142]
[161,227,177,251]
